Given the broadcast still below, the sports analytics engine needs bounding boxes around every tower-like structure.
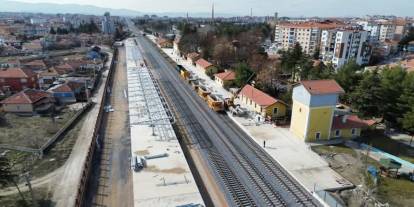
[290,80,344,142]
[101,12,115,34]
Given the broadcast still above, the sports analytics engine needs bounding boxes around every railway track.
[154,61,287,206]
[220,115,320,206]
[136,36,322,207]
[160,80,256,206]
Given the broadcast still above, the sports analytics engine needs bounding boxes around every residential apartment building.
[320,29,371,68]
[101,12,114,35]
[356,21,381,43]
[379,22,396,42]
[274,21,343,55]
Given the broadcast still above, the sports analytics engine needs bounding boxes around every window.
[250,100,252,105]
[335,130,340,137]
[315,132,321,140]
[273,107,278,115]
[0,78,4,82]
[351,128,357,135]
[299,108,302,112]
[20,78,27,83]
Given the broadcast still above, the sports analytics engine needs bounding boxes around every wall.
[306,106,334,141]
[331,128,361,139]
[264,102,287,118]
[290,100,309,141]
[2,103,33,113]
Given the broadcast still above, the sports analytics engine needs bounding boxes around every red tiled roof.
[49,84,73,93]
[240,84,285,107]
[55,63,75,75]
[300,80,344,95]
[215,71,236,81]
[279,21,345,29]
[67,81,84,90]
[187,52,200,60]
[0,89,50,104]
[196,58,213,69]
[332,115,376,130]
[24,59,46,67]
[0,68,33,78]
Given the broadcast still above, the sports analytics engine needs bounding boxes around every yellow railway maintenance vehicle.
[180,68,191,80]
[189,79,200,90]
[207,94,225,112]
[197,85,211,101]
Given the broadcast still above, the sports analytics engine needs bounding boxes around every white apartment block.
[356,21,381,43]
[379,23,396,42]
[274,22,341,55]
[320,29,371,68]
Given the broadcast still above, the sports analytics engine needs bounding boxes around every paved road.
[84,46,133,207]
[134,34,321,207]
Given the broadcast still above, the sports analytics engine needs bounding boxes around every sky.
[13,0,414,17]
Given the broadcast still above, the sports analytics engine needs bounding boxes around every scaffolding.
[126,39,175,141]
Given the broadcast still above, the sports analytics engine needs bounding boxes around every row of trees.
[342,66,414,134]
[49,21,100,35]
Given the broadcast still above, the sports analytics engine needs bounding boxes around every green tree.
[308,62,335,80]
[49,27,56,34]
[399,73,414,134]
[399,27,414,48]
[279,43,303,80]
[234,63,254,87]
[334,60,363,102]
[0,156,27,204]
[351,70,383,118]
[380,66,407,127]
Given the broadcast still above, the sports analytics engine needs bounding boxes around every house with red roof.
[0,89,54,113]
[214,70,236,88]
[0,68,38,92]
[196,58,218,77]
[186,52,200,66]
[156,38,173,48]
[38,67,59,90]
[54,63,75,75]
[22,59,47,72]
[331,114,376,139]
[48,83,76,104]
[290,79,373,141]
[239,84,287,119]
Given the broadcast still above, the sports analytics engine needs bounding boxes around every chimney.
[342,115,348,124]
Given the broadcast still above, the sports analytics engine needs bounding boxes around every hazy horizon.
[5,0,414,17]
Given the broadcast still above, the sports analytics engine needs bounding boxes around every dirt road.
[85,46,133,207]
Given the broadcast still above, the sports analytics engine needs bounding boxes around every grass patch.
[0,187,54,207]
[358,130,414,163]
[0,108,77,148]
[2,116,84,181]
[376,176,414,206]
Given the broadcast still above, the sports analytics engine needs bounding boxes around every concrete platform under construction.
[125,39,204,207]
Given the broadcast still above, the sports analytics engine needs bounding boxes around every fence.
[74,48,118,207]
[0,102,92,157]
[360,143,414,171]
[316,190,344,207]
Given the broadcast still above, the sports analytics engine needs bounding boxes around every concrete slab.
[229,111,353,191]
[125,39,204,207]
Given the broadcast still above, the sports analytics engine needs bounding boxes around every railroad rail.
[136,36,322,207]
